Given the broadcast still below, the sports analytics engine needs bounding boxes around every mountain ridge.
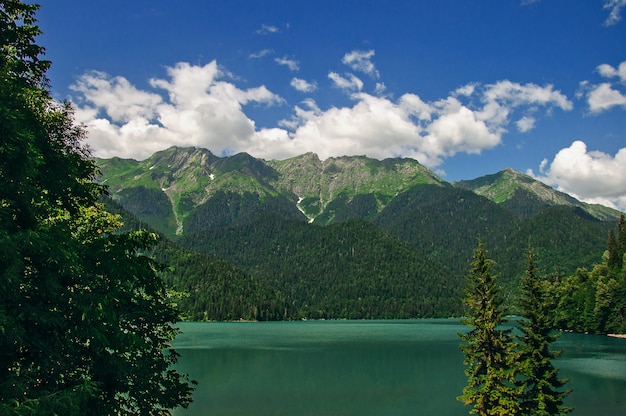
[96,146,623,320]
[453,167,619,220]
[97,146,622,238]
[97,146,452,236]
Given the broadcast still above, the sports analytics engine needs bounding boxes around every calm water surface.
[171,320,626,415]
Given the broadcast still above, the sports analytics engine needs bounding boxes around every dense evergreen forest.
[104,199,295,321]
[373,184,616,291]
[106,198,463,320]
[181,213,463,319]
[105,194,626,333]
[551,215,626,334]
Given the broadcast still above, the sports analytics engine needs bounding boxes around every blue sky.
[37,0,626,210]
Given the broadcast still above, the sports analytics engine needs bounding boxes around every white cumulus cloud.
[581,60,626,113]
[596,62,626,80]
[421,97,500,165]
[73,61,283,160]
[71,71,162,123]
[535,140,626,211]
[290,77,317,93]
[587,83,626,113]
[516,116,536,132]
[71,60,572,176]
[276,80,570,167]
[275,56,299,71]
[328,72,364,92]
[475,81,572,135]
[342,49,380,78]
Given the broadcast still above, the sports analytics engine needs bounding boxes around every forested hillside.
[105,197,461,320]
[96,146,624,322]
[551,215,626,334]
[373,184,518,282]
[180,214,462,319]
[103,198,295,321]
[374,185,616,289]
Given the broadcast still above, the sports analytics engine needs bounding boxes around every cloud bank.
[71,61,283,160]
[69,52,626,210]
[72,59,571,170]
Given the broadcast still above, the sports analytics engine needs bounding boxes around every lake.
[171,319,626,415]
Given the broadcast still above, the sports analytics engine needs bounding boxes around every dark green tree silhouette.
[607,228,620,270]
[517,247,572,415]
[0,1,194,414]
[458,240,521,415]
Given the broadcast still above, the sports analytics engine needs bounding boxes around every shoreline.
[608,333,626,339]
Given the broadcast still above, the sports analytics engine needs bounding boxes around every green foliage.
[312,191,382,223]
[103,196,296,322]
[0,2,194,414]
[182,190,303,233]
[459,242,573,415]
[553,215,626,334]
[180,214,463,319]
[117,185,179,239]
[375,186,616,298]
[458,241,521,415]
[374,185,519,280]
[516,247,572,415]
[154,245,296,321]
[99,154,618,324]
[501,207,613,282]
[98,148,617,313]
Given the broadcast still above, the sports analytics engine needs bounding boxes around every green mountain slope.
[373,184,519,280]
[97,146,444,236]
[499,206,614,279]
[374,183,615,288]
[454,167,622,221]
[96,146,622,321]
[180,214,463,319]
[98,147,298,238]
[266,153,445,223]
[102,197,295,321]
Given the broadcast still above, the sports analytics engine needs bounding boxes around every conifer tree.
[458,240,521,415]
[517,247,572,415]
[607,228,620,270]
[616,214,626,270]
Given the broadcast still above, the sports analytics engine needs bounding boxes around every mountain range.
[97,146,623,320]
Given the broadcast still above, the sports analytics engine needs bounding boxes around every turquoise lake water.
[171,319,626,415]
